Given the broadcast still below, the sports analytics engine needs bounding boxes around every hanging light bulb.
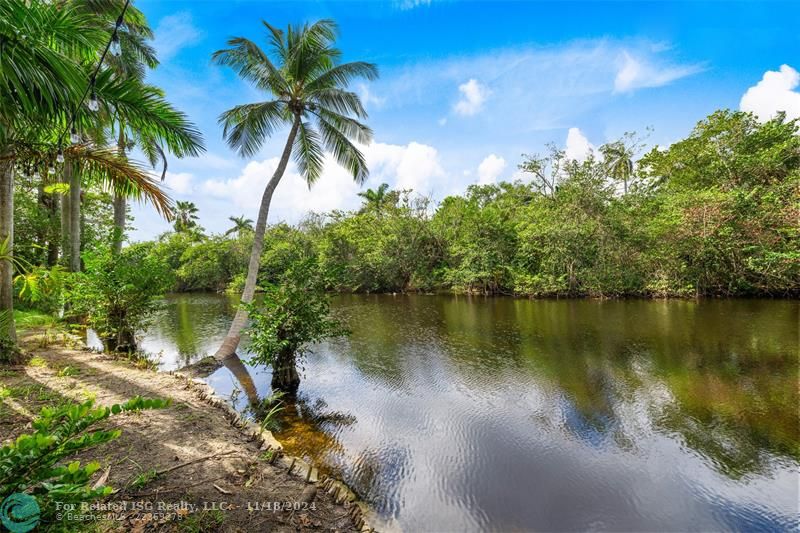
[109,32,122,57]
[48,164,56,175]
[88,89,100,112]
[56,146,65,164]
[33,166,41,180]
[70,126,80,144]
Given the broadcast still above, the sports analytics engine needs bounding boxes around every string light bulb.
[33,167,41,180]
[88,88,99,112]
[48,164,56,175]
[56,146,65,164]
[109,32,122,57]
[70,126,80,144]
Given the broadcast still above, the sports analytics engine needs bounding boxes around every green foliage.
[246,260,346,369]
[174,201,201,233]
[176,235,250,292]
[14,265,66,314]
[0,397,171,528]
[65,244,172,352]
[108,109,799,301]
[251,391,286,431]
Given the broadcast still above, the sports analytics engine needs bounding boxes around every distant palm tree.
[358,183,391,211]
[600,141,635,194]
[225,215,254,236]
[174,201,199,233]
[211,19,377,360]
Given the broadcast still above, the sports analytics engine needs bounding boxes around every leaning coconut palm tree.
[225,215,254,236]
[211,19,377,359]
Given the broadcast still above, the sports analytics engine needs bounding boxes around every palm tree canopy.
[600,141,634,181]
[212,19,378,185]
[226,215,254,235]
[174,201,200,232]
[0,0,102,141]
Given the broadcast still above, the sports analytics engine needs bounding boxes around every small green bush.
[65,245,172,352]
[0,397,171,529]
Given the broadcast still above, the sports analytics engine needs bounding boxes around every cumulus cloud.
[477,154,506,184]
[740,64,800,122]
[564,127,595,162]
[454,79,490,116]
[152,12,203,61]
[613,51,703,93]
[202,140,446,222]
[162,171,194,195]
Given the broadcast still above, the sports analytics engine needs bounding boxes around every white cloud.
[477,154,506,185]
[202,140,446,222]
[358,83,386,110]
[152,12,203,61]
[367,141,446,193]
[454,79,490,116]
[162,171,194,195]
[613,51,703,93]
[438,117,448,126]
[564,127,595,162]
[740,64,800,122]
[395,0,432,9]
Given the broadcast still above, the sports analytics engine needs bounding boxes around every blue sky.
[128,0,800,240]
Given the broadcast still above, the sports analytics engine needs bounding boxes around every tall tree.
[0,1,180,339]
[211,19,377,359]
[600,140,635,195]
[0,0,99,339]
[174,201,200,233]
[225,215,254,236]
[358,183,392,211]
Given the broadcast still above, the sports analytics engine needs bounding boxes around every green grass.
[57,365,79,377]
[178,509,224,532]
[13,309,59,331]
[130,469,159,490]
[28,356,48,368]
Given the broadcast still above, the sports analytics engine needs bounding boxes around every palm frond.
[293,121,325,185]
[219,100,290,158]
[316,115,368,184]
[310,88,368,119]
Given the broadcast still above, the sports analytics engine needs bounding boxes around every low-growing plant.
[0,396,171,529]
[251,391,286,431]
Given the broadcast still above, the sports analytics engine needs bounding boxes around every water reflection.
[136,293,799,531]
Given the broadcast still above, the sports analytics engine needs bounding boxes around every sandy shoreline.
[1,328,377,532]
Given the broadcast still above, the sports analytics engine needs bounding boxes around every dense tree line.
[59,109,794,300]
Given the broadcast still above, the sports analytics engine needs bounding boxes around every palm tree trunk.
[214,117,301,360]
[112,130,126,256]
[60,165,71,265]
[68,162,81,272]
[0,156,16,341]
[46,192,60,267]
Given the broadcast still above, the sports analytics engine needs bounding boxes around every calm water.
[131,293,799,532]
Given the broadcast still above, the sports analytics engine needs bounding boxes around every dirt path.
[0,330,371,532]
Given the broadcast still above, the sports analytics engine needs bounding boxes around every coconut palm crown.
[212,19,377,183]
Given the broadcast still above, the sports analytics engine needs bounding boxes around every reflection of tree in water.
[271,395,356,475]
